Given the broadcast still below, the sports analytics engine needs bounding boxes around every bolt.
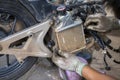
[27,31,33,37]
[48,40,55,48]
[49,20,54,25]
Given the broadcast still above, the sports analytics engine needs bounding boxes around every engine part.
[55,13,86,53]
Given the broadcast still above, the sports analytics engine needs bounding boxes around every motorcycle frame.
[0,20,53,62]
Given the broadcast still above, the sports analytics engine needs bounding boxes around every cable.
[104,54,111,70]
[103,41,120,64]
[105,42,120,53]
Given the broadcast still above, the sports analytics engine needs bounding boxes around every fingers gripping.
[52,53,65,66]
[84,13,105,31]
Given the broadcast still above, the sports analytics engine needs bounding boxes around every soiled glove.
[52,53,87,76]
[84,13,120,32]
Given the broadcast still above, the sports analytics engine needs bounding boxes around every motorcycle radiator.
[56,21,86,53]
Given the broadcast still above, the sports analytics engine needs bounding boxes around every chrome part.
[56,12,74,32]
[56,20,82,32]
[0,20,52,62]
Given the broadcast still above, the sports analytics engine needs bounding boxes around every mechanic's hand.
[52,53,87,76]
[84,13,120,32]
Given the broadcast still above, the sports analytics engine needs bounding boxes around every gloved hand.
[52,53,87,76]
[84,13,120,32]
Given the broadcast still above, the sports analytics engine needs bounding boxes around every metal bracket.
[0,20,52,62]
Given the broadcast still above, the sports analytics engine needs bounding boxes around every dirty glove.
[52,53,87,76]
[84,13,120,32]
